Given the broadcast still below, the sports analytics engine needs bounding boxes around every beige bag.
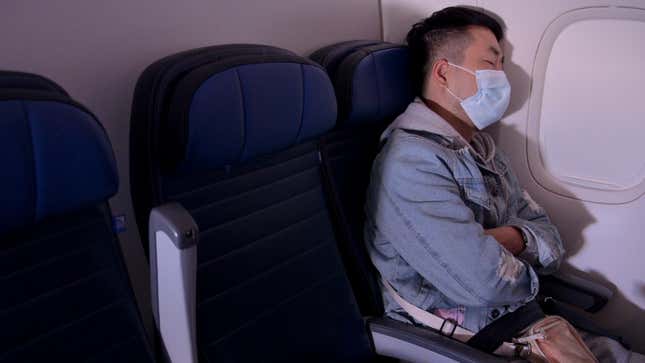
[514,315,598,363]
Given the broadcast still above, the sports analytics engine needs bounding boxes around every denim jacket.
[364,98,565,332]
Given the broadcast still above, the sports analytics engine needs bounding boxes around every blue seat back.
[130,44,297,257]
[131,45,375,362]
[0,73,154,362]
[312,42,414,316]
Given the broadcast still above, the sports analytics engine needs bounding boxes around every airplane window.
[527,7,645,204]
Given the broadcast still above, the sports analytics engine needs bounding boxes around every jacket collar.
[381,97,466,145]
[382,97,499,171]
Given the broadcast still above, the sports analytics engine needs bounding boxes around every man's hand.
[484,226,525,256]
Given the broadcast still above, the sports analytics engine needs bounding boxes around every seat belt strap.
[381,278,520,357]
[467,300,544,352]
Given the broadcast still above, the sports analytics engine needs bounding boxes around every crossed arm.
[486,151,566,273]
[485,226,526,255]
[377,141,564,307]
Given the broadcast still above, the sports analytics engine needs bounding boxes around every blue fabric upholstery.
[132,45,376,361]
[0,206,154,363]
[0,73,153,362]
[130,45,297,256]
[336,45,414,126]
[164,143,374,362]
[309,40,382,81]
[311,42,415,316]
[0,99,118,235]
[176,62,336,173]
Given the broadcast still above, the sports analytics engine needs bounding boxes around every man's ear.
[431,59,450,87]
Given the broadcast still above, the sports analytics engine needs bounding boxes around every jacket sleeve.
[375,139,539,307]
[495,150,566,274]
[504,188,566,274]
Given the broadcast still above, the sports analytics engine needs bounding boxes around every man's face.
[445,26,505,124]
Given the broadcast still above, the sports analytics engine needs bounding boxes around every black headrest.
[0,71,69,97]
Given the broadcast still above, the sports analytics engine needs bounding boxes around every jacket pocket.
[458,177,492,211]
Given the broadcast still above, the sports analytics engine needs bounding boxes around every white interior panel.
[540,19,645,193]
[529,8,645,203]
[383,0,645,352]
[156,231,198,363]
[380,0,476,43]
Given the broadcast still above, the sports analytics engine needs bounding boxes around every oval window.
[527,6,645,204]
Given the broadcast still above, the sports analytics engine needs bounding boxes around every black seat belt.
[467,300,545,353]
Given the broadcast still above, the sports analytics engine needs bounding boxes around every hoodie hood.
[382,97,497,166]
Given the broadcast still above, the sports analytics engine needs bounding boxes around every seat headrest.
[0,89,118,235]
[309,40,382,80]
[164,53,337,173]
[333,43,414,126]
[0,71,69,97]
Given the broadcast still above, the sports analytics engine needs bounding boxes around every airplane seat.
[130,44,298,258]
[0,71,154,362]
[132,44,385,362]
[311,39,622,360]
[310,42,509,362]
[310,42,415,317]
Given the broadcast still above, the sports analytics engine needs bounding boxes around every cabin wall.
[383,0,645,351]
[0,0,381,333]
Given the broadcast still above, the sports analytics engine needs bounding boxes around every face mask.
[445,62,511,130]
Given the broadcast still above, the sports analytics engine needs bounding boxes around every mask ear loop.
[447,62,476,76]
[445,86,464,102]
[443,62,476,102]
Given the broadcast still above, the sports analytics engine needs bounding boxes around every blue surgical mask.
[445,62,511,130]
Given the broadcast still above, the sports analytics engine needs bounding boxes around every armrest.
[539,272,613,313]
[368,317,512,363]
[149,203,199,363]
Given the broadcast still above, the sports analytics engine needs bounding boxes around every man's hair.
[406,6,504,95]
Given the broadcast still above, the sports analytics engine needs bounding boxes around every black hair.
[406,6,504,95]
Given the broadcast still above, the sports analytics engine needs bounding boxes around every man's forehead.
[468,26,503,55]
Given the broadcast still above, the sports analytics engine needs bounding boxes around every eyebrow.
[488,46,501,57]
[487,45,505,63]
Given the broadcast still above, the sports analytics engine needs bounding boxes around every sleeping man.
[363,6,644,362]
